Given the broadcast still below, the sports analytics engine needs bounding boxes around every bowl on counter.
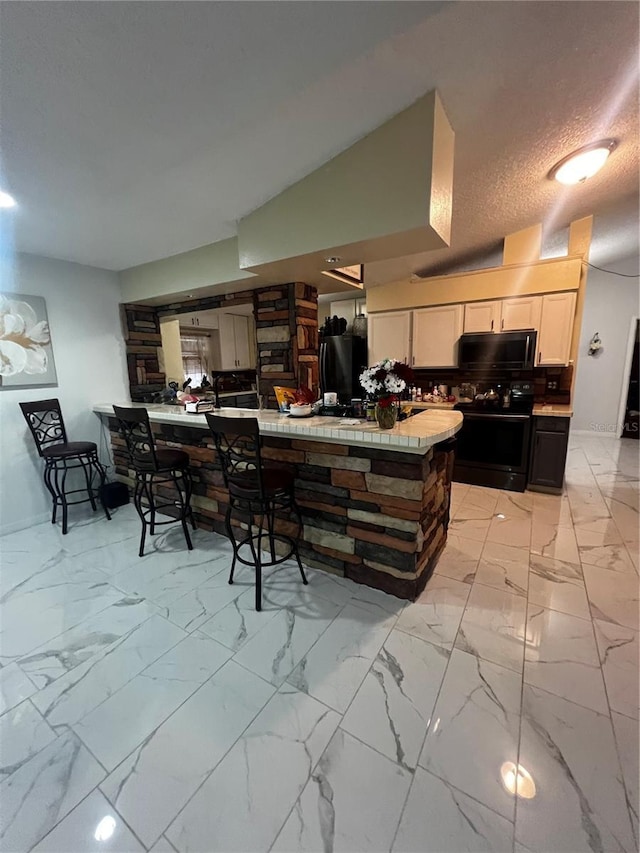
[288,403,313,417]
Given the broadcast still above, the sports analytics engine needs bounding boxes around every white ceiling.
[1,1,638,284]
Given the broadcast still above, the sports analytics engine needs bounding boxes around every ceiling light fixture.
[324,256,341,265]
[548,139,617,185]
[0,189,17,209]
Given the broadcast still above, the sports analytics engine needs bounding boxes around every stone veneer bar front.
[94,404,462,600]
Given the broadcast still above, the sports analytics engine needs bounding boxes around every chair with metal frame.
[113,405,196,557]
[19,398,110,534]
[205,412,307,611]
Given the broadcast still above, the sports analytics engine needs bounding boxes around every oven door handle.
[461,413,530,422]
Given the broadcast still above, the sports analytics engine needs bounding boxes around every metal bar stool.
[205,413,307,611]
[19,399,110,534]
[113,405,196,557]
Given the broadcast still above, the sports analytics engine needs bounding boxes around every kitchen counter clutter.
[93,403,462,454]
[94,402,462,599]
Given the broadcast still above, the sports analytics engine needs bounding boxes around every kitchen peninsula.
[95,403,462,599]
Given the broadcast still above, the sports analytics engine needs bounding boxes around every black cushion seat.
[132,448,190,472]
[228,465,295,499]
[42,441,97,458]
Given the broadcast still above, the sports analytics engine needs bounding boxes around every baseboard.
[0,511,51,537]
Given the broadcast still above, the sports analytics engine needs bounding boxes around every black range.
[453,382,534,492]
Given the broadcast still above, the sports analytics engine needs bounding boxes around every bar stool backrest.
[19,399,68,457]
[113,405,159,472]
[205,413,265,499]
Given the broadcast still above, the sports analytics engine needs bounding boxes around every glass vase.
[375,400,398,430]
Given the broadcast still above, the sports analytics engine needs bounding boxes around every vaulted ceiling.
[1,1,638,285]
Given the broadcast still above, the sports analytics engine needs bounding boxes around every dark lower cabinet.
[528,416,570,491]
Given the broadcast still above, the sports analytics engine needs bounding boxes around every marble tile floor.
[0,434,637,852]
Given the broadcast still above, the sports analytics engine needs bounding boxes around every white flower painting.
[0,293,58,388]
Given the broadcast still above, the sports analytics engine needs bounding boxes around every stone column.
[254,282,318,407]
[122,305,165,402]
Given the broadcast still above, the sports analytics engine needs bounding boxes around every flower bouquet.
[359,358,414,429]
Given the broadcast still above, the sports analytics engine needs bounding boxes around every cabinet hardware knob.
[501,318,504,329]
[491,319,494,331]
[538,352,542,363]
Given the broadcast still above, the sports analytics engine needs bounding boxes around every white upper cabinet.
[463,300,501,333]
[218,313,253,370]
[412,304,464,368]
[218,315,237,370]
[368,311,411,365]
[536,291,577,366]
[500,296,542,331]
[233,315,252,369]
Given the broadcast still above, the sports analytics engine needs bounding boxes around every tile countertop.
[407,401,456,410]
[532,403,573,417]
[94,403,463,455]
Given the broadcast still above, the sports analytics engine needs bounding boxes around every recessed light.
[324,256,341,264]
[548,139,617,185]
[0,190,17,209]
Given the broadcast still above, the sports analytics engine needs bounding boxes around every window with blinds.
[180,334,210,386]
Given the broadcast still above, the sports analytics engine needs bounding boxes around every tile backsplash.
[411,365,572,403]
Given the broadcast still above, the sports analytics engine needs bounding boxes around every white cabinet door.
[500,296,541,331]
[463,300,501,333]
[218,315,237,370]
[178,313,200,328]
[536,291,577,366]
[367,311,411,365]
[412,304,464,368]
[233,315,252,369]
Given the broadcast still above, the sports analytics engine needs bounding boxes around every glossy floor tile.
[0,434,637,852]
[393,767,514,852]
[517,685,635,853]
[524,604,609,714]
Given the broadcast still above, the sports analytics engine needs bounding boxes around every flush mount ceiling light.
[548,139,617,185]
[324,256,341,265]
[0,189,17,208]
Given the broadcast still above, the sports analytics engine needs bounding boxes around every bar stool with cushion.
[19,398,110,534]
[113,405,196,557]
[205,412,307,611]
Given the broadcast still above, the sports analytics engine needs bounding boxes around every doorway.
[621,319,639,439]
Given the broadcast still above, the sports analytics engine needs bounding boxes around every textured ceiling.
[1,1,638,282]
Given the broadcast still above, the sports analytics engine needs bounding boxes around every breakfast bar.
[95,404,462,599]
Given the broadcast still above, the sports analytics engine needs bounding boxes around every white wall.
[0,253,129,534]
[573,255,640,434]
[159,317,184,385]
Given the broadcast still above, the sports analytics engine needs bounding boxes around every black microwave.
[458,330,537,370]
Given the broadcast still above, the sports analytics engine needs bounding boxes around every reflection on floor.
[0,435,637,852]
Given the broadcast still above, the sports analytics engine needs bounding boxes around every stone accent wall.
[255,283,318,407]
[122,305,165,402]
[105,417,455,600]
[122,282,318,407]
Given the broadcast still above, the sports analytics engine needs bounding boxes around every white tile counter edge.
[93,403,463,455]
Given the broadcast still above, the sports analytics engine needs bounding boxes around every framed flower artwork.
[0,293,58,388]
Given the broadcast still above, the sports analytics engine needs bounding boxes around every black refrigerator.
[319,335,368,403]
